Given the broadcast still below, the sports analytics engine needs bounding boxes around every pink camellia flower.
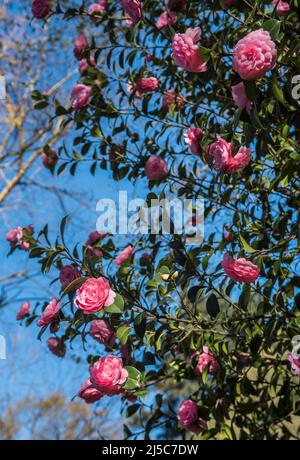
[169,0,187,12]
[75,277,116,314]
[90,320,116,347]
[207,136,251,173]
[115,246,135,266]
[59,265,81,289]
[6,225,34,251]
[85,230,107,259]
[32,0,50,19]
[136,77,159,96]
[78,56,96,74]
[172,28,207,73]
[224,0,236,6]
[71,84,92,110]
[224,230,233,242]
[163,90,176,109]
[120,0,143,26]
[88,1,107,22]
[37,298,61,327]
[87,247,103,258]
[74,35,89,60]
[156,11,177,29]
[90,355,128,395]
[287,352,300,377]
[222,254,260,283]
[184,127,203,156]
[162,90,184,110]
[272,0,290,16]
[177,400,207,434]
[233,29,277,80]
[6,227,23,247]
[41,148,58,169]
[86,230,108,245]
[47,337,66,358]
[232,82,253,114]
[126,78,158,98]
[195,346,219,375]
[78,379,103,403]
[145,155,169,181]
[16,301,31,321]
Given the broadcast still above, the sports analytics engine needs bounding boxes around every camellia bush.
[6,0,300,440]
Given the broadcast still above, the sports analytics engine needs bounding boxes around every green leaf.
[206,293,220,318]
[244,81,257,102]
[263,19,281,40]
[123,367,141,390]
[239,235,256,253]
[271,75,285,104]
[126,404,140,417]
[60,215,69,245]
[188,286,201,303]
[116,325,131,344]
[105,304,123,314]
[114,293,125,310]
[125,366,141,380]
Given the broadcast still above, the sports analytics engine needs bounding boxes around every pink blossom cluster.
[74,35,89,60]
[47,337,66,358]
[184,127,203,156]
[287,352,300,377]
[145,156,169,181]
[75,277,116,313]
[232,82,253,114]
[177,400,207,434]
[162,90,184,111]
[194,346,219,375]
[156,11,177,29]
[78,56,96,75]
[41,148,58,169]
[78,379,103,403]
[272,0,290,16]
[71,84,93,109]
[85,230,107,258]
[89,355,128,396]
[115,246,135,266]
[222,254,260,283]
[37,298,60,327]
[127,77,159,98]
[120,0,143,26]
[172,28,207,73]
[59,265,81,289]
[206,136,251,173]
[16,301,31,321]
[233,29,277,80]
[88,1,108,22]
[6,225,34,251]
[79,355,129,402]
[89,320,116,347]
[32,0,50,19]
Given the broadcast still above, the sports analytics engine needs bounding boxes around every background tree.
[3,0,300,440]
